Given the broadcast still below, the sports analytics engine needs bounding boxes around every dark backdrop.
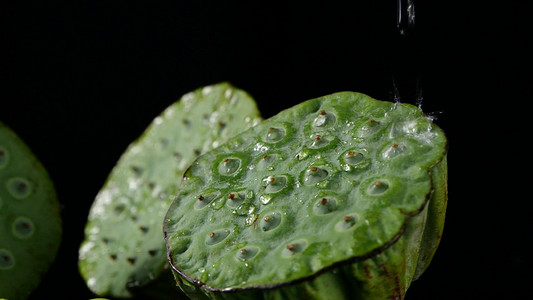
[1,1,531,299]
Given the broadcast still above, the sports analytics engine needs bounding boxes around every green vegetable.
[0,122,62,300]
[164,91,447,299]
[78,82,261,299]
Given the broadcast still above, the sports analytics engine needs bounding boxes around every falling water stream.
[397,0,415,36]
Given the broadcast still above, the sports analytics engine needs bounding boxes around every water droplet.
[356,119,383,138]
[382,143,406,159]
[282,240,307,257]
[12,217,34,239]
[0,249,15,269]
[309,134,332,149]
[236,246,259,261]
[264,127,285,143]
[313,110,336,127]
[206,229,230,245]
[336,214,358,231]
[303,166,329,186]
[260,212,281,231]
[259,194,272,205]
[245,214,259,226]
[234,203,257,216]
[6,177,32,199]
[218,157,242,176]
[367,180,390,195]
[343,150,364,165]
[313,197,337,215]
[263,175,288,193]
[0,147,8,168]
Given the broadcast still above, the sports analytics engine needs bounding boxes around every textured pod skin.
[164,92,447,299]
[78,83,261,299]
[0,122,62,300]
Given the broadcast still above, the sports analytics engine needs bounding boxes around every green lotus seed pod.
[78,82,262,299]
[164,92,448,299]
[0,122,62,300]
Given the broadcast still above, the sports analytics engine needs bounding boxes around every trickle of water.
[397,0,415,36]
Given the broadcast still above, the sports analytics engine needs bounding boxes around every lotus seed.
[127,257,137,265]
[235,246,259,261]
[7,177,32,199]
[12,217,34,239]
[282,240,307,257]
[344,150,364,165]
[310,134,332,149]
[0,148,7,168]
[227,192,245,207]
[109,254,117,261]
[0,249,15,270]
[139,226,149,233]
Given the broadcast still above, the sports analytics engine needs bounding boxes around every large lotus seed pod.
[78,82,262,299]
[0,122,62,300]
[164,92,448,299]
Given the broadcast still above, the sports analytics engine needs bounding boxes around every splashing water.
[397,0,415,36]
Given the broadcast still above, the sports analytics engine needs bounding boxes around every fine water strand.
[397,0,415,36]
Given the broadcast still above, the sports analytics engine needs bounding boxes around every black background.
[1,1,531,299]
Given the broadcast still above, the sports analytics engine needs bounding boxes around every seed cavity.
[260,212,281,231]
[206,229,231,245]
[235,246,259,261]
[194,190,220,209]
[282,240,307,257]
[12,217,34,239]
[7,177,32,199]
[109,253,118,260]
[0,249,15,269]
[172,237,191,254]
[0,148,8,168]
[367,180,390,195]
[130,165,143,177]
[113,204,126,216]
[264,127,285,143]
[336,214,358,231]
[139,226,149,234]
[313,197,337,215]
[303,166,329,186]
[263,175,288,193]
[148,249,159,257]
[218,157,242,176]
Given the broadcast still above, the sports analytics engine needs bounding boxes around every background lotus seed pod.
[164,92,447,299]
[0,122,62,300]
[78,82,262,299]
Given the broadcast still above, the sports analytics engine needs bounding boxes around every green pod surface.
[0,122,62,300]
[78,83,262,299]
[164,92,448,299]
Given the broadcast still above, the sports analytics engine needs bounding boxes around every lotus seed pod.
[78,82,262,299]
[164,92,448,299]
[0,122,62,300]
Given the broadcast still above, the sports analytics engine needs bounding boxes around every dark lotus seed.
[148,249,158,256]
[206,229,231,245]
[109,254,117,260]
[12,217,34,238]
[0,249,15,269]
[336,215,358,231]
[313,197,337,215]
[367,180,390,194]
[260,212,281,231]
[127,257,137,265]
[139,226,149,233]
[7,178,32,199]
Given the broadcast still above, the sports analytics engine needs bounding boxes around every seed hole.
[7,177,32,199]
[235,246,259,261]
[218,157,242,176]
[12,217,34,238]
[0,249,15,269]
[260,212,281,231]
[264,127,286,143]
[205,229,230,245]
